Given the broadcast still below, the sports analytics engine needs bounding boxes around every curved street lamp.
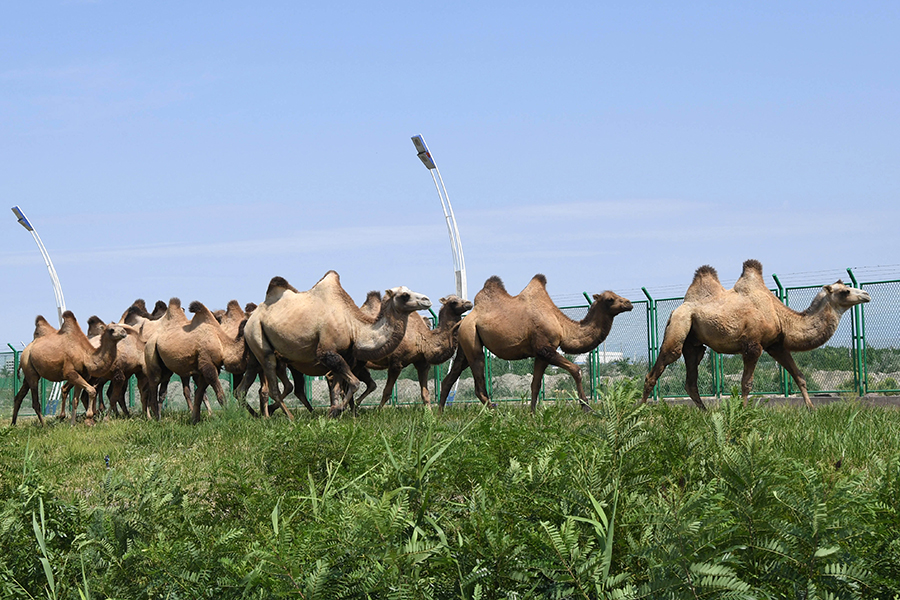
[411,135,468,300]
[11,205,66,413]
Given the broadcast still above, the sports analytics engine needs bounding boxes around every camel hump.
[693,265,719,283]
[150,300,167,319]
[483,276,507,293]
[33,315,56,338]
[734,259,768,294]
[685,265,724,302]
[131,299,148,313]
[168,298,182,310]
[360,290,383,315]
[742,259,763,276]
[244,302,258,314]
[59,311,81,334]
[87,316,107,337]
[531,274,548,287]
[267,276,299,296]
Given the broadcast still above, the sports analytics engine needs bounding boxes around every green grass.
[2,383,900,599]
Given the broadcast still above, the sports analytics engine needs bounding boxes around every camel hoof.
[580,403,593,413]
[488,402,497,409]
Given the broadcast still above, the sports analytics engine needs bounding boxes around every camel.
[12,312,127,425]
[363,294,473,407]
[143,298,248,423]
[242,271,431,418]
[120,299,195,418]
[640,259,871,410]
[439,275,634,413]
[86,315,148,419]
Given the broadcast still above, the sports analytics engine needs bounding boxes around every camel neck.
[559,304,614,354]
[781,294,842,352]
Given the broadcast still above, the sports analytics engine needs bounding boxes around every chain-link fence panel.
[859,280,900,395]
[784,285,856,394]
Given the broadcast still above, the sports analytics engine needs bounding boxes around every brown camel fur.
[84,315,148,419]
[144,298,248,423]
[439,275,634,413]
[364,294,473,407]
[641,259,871,410]
[120,300,194,418]
[12,312,127,425]
[242,271,431,418]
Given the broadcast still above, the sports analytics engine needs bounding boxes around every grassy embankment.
[1,381,900,599]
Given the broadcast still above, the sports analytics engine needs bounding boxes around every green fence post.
[847,268,866,396]
[7,343,19,397]
[582,292,599,400]
[771,273,790,398]
[641,287,659,401]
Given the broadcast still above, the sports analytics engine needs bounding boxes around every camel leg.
[739,342,763,407]
[766,344,815,409]
[642,310,693,404]
[540,349,592,412]
[681,341,708,411]
[467,346,494,409]
[66,371,96,425]
[439,350,469,412]
[379,366,403,408]
[530,356,551,413]
[259,353,293,420]
[415,362,432,406]
[12,378,45,426]
[318,351,359,417]
[283,366,307,415]
[352,364,376,409]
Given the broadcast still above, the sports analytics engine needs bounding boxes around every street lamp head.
[411,135,436,170]
[11,206,34,231]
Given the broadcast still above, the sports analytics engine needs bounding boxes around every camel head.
[592,291,634,316]
[383,286,432,314]
[102,323,129,344]
[438,295,473,320]
[822,280,871,312]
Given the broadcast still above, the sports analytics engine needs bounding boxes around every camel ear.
[592,293,601,302]
[383,289,395,300]
[823,284,833,294]
[439,296,448,304]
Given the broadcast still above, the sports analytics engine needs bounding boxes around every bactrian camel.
[364,294,473,407]
[640,259,871,410]
[12,312,127,425]
[143,298,248,423]
[439,275,633,413]
[242,271,431,418]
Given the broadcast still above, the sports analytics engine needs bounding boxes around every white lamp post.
[12,205,66,412]
[411,135,468,300]
[12,206,67,324]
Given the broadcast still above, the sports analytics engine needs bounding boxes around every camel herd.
[9,261,871,426]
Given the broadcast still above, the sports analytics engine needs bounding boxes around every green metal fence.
[3,271,899,419]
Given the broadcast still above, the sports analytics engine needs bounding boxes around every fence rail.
[3,270,899,418]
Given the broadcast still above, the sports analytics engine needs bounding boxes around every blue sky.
[2,2,898,346]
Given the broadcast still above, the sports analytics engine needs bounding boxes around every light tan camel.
[364,294,473,407]
[12,312,127,425]
[640,259,871,410]
[144,298,248,423]
[439,275,633,413]
[242,271,431,418]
